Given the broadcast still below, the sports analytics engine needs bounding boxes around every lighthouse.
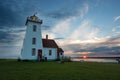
[21,14,43,60]
[21,14,64,61]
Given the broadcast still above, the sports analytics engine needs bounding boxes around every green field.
[0,60,120,80]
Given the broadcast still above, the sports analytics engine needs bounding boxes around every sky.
[0,0,120,58]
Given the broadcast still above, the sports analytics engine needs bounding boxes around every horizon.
[0,0,120,58]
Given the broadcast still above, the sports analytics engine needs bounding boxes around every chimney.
[46,35,48,39]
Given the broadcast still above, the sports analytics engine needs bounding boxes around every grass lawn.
[0,60,120,80]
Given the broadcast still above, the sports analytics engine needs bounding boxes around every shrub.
[61,56,72,62]
[17,57,21,61]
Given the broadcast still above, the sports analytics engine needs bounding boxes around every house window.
[49,50,52,56]
[33,25,37,32]
[32,48,36,56]
[32,38,36,44]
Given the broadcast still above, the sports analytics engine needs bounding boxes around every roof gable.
[58,48,64,52]
[42,39,59,48]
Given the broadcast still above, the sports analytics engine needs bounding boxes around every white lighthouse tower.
[21,14,43,60]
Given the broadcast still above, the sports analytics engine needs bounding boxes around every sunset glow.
[83,56,87,59]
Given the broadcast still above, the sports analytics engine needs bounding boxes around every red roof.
[42,39,64,53]
[42,39,59,48]
[58,48,64,52]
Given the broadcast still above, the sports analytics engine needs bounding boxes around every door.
[57,52,59,59]
[38,49,42,59]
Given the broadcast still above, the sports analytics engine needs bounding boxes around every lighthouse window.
[32,48,36,56]
[49,50,52,56]
[33,25,37,32]
[32,38,36,44]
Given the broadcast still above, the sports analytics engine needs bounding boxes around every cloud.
[76,2,89,18]
[84,3,89,14]
[41,25,51,30]
[60,17,119,54]
[69,20,91,40]
[0,27,25,58]
[0,0,43,46]
[112,26,120,34]
[0,27,25,46]
[114,16,120,22]
[52,18,71,34]
[67,20,100,44]
[44,18,103,53]
[0,0,90,46]
[45,2,89,19]
[0,0,42,27]
[0,46,21,59]
[54,38,64,40]
[63,36,120,56]
[42,16,75,40]
[1,0,120,58]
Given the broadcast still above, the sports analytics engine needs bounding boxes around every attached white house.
[20,14,64,61]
